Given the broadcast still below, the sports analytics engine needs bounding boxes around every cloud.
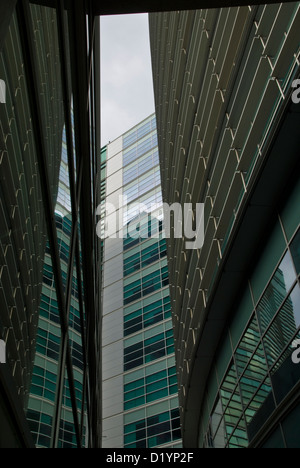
[104,54,145,89]
[101,99,134,143]
[101,14,155,146]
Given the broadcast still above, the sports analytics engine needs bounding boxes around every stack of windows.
[99,147,107,269]
[27,120,87,448]
[121,115,181,448]
[124,408,181,448]
[101,114,181,449]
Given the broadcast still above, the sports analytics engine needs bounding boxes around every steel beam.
[92,0,286,15]
[67,0,101,448]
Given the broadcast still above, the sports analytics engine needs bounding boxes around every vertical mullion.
[52,336,68,448]
[75,241,90,441]
[68,0,100,448]
[55,0,87,449]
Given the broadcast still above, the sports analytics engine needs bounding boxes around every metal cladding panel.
[150,3,300,447]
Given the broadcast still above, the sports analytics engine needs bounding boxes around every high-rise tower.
[100,114,182,449]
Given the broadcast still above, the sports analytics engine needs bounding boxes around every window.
[123,132,158,167]
[124,294,171,336]
[124,261,169,306]
[124,330,175,372]
[257,251,297,333]
[124,407,181,448]
[124,150,159,186]
[123,116,156,150]
[124,366,178,410]
[263,285,300,369]
[124,342,144,371]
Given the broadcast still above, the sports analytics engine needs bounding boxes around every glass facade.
[0,1,101,448]
[125,406,181,448]
[150,2,300,448]
[200,179,300,448]
[26,119,87,448]
[101,114,181,449]
[0,8,47,417]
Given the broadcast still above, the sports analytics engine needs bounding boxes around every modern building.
[1,0,298,450]
[150,2,300,448]
[0,1,102,448]
[26,115,90,448]
[100,114,182,449]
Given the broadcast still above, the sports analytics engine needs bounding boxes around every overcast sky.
[101,14,155,146]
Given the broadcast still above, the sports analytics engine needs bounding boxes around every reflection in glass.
[54,123,73,292]
[244,378,273,424]
[290,285,300,329]
[210,399,223,439]
[27,252,61,448]
[124,407,180,448]
[58,371,77,448]
[224,395,244,428]
[235,316,261,377]
[227,421,248,448]
[69,260,85,429]
[204,227,300,447]
[219,362,246,444]
[214,418,227,448]
[239,343,268,407]
[263,285,300,368]
[220,362,238,408]
[257,251,296,333]
[290,229,300,275]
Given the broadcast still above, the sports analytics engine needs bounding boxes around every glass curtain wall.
[200,179,300,448]
[0,0,101,448]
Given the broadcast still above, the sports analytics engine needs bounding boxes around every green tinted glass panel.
[125,387,145,401]
[146,379,168,393]
[257,251,296,333]
[146,370,167,384]
[125,397,146,410]
[146,388,168,403]
[244,378,273,424]
[235,316,261,377]
[263,286,300,368]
